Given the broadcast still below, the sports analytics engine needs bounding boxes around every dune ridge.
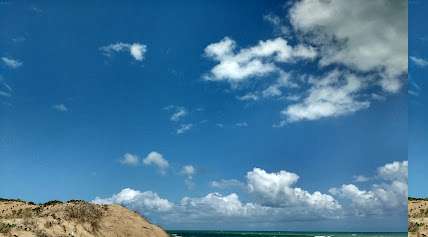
[0,198,169,237]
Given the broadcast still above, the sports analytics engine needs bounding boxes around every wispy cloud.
[2,57,23,69]
[410,56,428,67]
[100,42,147,61]
[0,82,12,98]
[165,105,188,122]
[235,122,248,127]
[176,123,193,134]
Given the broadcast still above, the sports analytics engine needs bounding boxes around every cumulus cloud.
[52,104,68,112]
[100,42,147,61]
[281,70,370,123]
[246,168,342,218]
[2,57,23,69]
[289,0,407,92]
[143,151,169,174]
[119,153,140,166]
[94,161,406,227]
[329,161,407,217]
[203,0,407,123]
[204,37,316,83]
[93,188,173,213]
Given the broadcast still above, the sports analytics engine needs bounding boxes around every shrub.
[0,222,15,234]
[64,202,104,232]
[42,200,63,206]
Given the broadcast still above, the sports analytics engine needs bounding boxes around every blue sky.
[1,0,407,232]
[409,0,428,198]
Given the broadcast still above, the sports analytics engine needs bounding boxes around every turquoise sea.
[168,231,407,237]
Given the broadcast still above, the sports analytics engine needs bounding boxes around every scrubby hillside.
[409,198,428,237]
[0,198,169,237]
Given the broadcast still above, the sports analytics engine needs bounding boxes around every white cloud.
[129,43,146,61]
[181,165,196,189]
[143,151,169,174]
[181,165,195,178]
[353,175,370,183]
[119,153,140,166]
[211,179,245,189]
[282,70,370,123]
[2,57,23,69]
[329,161,407,216]
[204,37,316,83]
[246,168,342,217]
[178,193,269,219]
[0,82,12,98]
[176,124,193,135]
[237,93,259,101]
[203,0,407,123]
[165,105,188,122]
[93,188,173,213]
[263,13,290,36]
[235,122,248,127]
[52,104,68,112]
[377,160,408,182]
[289,0,407,93]
[94,161,406,227]
[410,56,428,67]
[171,107,187,122]
[100,42,147,61]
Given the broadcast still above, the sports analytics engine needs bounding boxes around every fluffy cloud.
[204,37,316,83]
[119,153,140,166]
[100,42,147,61]
[329,161,407,216]
[203,0,407,123]
[181,165,195,178]
[282,70,370,123]
[93,188,173,213]
[52,104,68,112]
[289,0,407,92]
[143,151,170,174]
[94,161,406,227]
[2,57,23,69]
[246,168,341,218]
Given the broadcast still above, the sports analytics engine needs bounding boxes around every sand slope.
[409,199,428,237]
[0,199,169,237]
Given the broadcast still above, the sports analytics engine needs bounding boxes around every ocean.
[168,231,407,237]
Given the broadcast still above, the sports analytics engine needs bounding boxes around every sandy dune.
[409,199,428,237]
[0,199,169,237]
